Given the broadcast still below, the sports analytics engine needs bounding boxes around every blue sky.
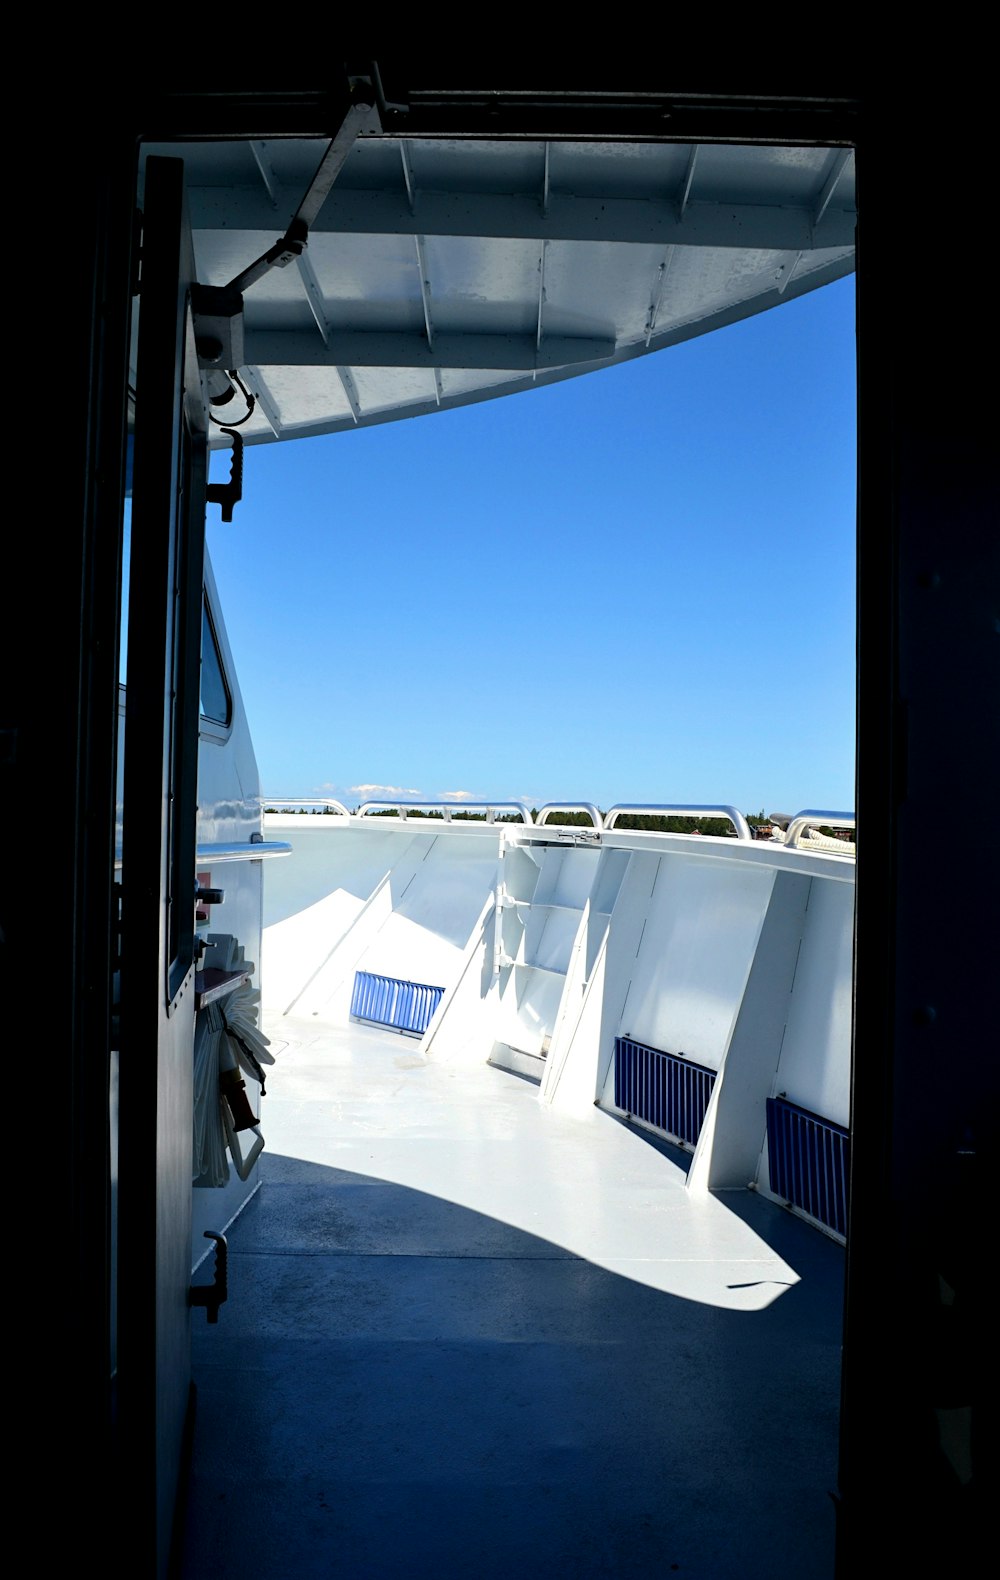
[206,273,856,816]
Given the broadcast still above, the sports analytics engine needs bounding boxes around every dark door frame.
[22,72,988,1569]
[118,154,209,1579]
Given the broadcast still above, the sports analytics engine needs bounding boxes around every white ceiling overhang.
[138,135,855,447]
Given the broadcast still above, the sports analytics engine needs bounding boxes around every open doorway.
[41,75,989,1580]
[158,125,857,1579]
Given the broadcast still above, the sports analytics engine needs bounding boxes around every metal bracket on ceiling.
[192,283,245,375]
[223,91,383,298]
[192,284,247,438]
[191,84,384,452]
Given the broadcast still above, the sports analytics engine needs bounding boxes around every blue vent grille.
[613,1036,716,1146]
[351,971,444,1035]
[766,1097,850,1237]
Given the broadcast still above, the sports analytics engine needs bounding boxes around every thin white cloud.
[438,789,479,801]
[350,783,422,797]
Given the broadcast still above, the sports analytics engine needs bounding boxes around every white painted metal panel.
[349,364,440,412]
[405,138,547,193]
[262,888,375,1013]
[551,139,692,196]
[772,876,855,1127]
[258,366,357,428]
[496,965,566,1058]
[622,853,775,1066]
[694,142,838,201]
[262,822,502,1025]
[362,832,500,989]
[289,843,428,1023]
[532,845,601,908]
[438,366,529,399]
[290,231,424,324]
[391,831,501,947]
[357,909,464,995]
[522,906,579,974]
[261,820,414,925]
[424,234,542,335]
[687,870,812,1192]
[543,239,664,341]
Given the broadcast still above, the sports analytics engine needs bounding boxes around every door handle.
[190,1230,228,1323]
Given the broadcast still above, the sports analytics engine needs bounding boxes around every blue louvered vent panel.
[766,1097,850,1238]
[351,971,445,1035]
[613,1036,716,1146]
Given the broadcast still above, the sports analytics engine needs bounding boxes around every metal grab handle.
[535,803,604,830]
[196,841,292,863]
[206,429,243,522]
[190,1231,228,1324]
[261,798,351,818]
[604,804,752,841]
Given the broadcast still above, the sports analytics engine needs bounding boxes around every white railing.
[603,804,752,841]
[356,799,534,825]
[259,798,855,850]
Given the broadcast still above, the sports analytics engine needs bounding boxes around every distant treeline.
[263,807,524,821]
[264,806,347,814]
[349,809,521,822]
[603,814,732,835]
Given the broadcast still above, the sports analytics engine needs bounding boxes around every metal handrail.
[114,838,291,873]
[783,811,856,849]
[603,804,752,841]
[195,841,292,863]
[535,802,604,830]
[356,799,534,825]
[261,797,351,818]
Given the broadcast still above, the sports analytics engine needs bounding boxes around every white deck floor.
[181,1014,844,1578]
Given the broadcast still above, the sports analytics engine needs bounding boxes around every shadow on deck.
[180,1020,843,1579]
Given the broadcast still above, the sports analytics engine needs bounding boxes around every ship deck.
[180,1012,844,1579]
